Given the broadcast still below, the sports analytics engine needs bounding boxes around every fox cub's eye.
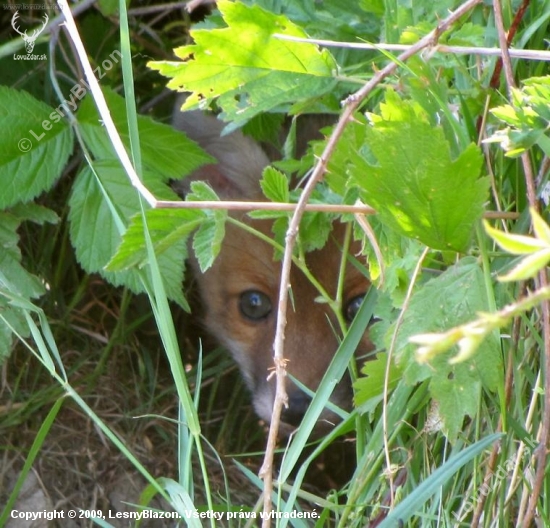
[239,290,272,321]
[345,295,365,323]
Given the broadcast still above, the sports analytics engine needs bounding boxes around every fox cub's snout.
[173,108,372,431]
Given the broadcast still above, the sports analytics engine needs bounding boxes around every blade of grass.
[378,432,503,527]
[0,398,64,526]
[139,198,216,524]
[279,287,377,483]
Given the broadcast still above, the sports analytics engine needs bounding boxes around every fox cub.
[173,107,372,432]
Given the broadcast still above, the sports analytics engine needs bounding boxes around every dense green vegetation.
[1,0,550,526]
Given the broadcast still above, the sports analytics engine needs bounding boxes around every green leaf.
[347,91,487,251]
[149,0,337,124]
[260,167,290,203]
[395,257,502,441]
[531,207,550,245]
[499,249,550,282]
[298,211,334,252]
[0,87,73,209]
[181,180,228,272]
[484,220,549,254]
[0,251,44,301]
[536,134,550,158]
[77,88,212,183]
[0,210,48,363]
[354,353,404,412]
[192,213,226,272]
[0,212,45,299]
[0,295,29,365]
[488,78,550,156]
[68,161,187,308]
[445,22,484,47]
[8,203,59,225]
[69,162,140,272]
[271,216,289,258]
[107,208,203,271]
[187,181,220,202]
[97,0,119,16]
[70,89,212,308]
[491,104,525,127]
[359,0,385,16]
[325,113,369,197]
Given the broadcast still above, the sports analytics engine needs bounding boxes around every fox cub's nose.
[281,391,312,426]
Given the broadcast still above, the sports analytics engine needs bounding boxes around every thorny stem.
[488,0,531,89]
[473,1,529,517]
[493,0,516,94]
[258,0,484,524]
[492,1,550,525]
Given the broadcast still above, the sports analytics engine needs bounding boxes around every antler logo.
[11,11,49,54]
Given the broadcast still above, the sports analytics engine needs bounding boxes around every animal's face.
[173,107,372,431]
[192,217,371,430]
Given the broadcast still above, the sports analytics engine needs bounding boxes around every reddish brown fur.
[173,106,372,431]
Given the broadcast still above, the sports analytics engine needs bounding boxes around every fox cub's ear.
[172,100,269,199]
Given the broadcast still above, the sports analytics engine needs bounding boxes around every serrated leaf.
[484,220,549,254]
[69,162,141,272]
[0,86,73,209]
[0,212,45,299]
[9,203,59,225]
[260,167,290,203]
[0,248,44,300]
[347,92,487,251]
[298,212,334,252]
[325,113,369,197]
[395,257,502,442]
[186,180,227,273]
[0,212,23,262]
[192,214,226,272]
[430,363,481,440]
[489,78,550,156]
[187,181,220,201]
[68,161,187,308]
[77,88,212,182]
[445,22,484,47]
[491,105,524,127]
[149,0,337,124]
[0,210,47,363]
[354,353,404,412]
[0,293,30,364]
[107,208,203,271]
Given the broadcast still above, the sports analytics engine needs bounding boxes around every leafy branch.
[410,208,550,363]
